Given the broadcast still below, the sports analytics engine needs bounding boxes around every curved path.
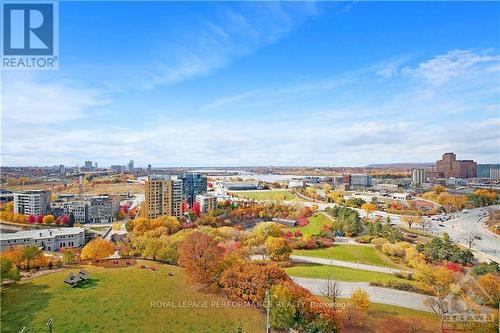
[290,255,406,275]
[292,277,433,312]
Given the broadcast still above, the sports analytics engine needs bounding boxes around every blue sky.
[2,1,500,167]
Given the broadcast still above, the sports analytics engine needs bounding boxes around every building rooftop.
[1,227,85,241]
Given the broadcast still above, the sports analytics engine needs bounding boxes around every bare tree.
[321,275,341,310]
[463,232,481,249]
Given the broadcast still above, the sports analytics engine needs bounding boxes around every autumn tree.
[401,214,421,229]
[42,215,55,224]
[361,202,377,217]
[61,248,75,264]
[321,276,341,310]
[323,184,332,194]
[220,262,289,304]
[80,238,115,261]
[178,231,223,286]
[1,246,23,268]
[265,236,292,262]
[463,232,481,249]
[22,246,42,271]
[351,288,371,311]
[478,273,500,306]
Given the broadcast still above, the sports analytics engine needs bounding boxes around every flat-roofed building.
[412,169,427,186]
[350,174,372,188]
[179,173,207,207]
[144,175,184,219]
[195,194,216,213]
[0,227,86,252]
[13,190,51,216]
[436,153,476,178]
[88,195,120,223]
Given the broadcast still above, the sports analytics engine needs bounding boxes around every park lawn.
[283,212,332,236]
[328,298,439,333]
[1,261,265,333]
[293,244,397,268]
[230,190,300,202]
[284,263,404,283]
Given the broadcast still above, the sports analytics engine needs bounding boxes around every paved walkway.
[292,277,433,312]
[290,255,406,275]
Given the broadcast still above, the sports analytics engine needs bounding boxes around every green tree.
[22,246,42,271]
[68,212,76,227]
[0,257,20,281]
[270,284,296,330]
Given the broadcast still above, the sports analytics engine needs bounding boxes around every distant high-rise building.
[94,162,98,170]
[59,164,65,174]
[412,169,427,186]
[435,153,476,178]
[350,174,372,188]
[111,165,126,173]
[84,160,93,171]
[179,173,208,207]
[147,164,152,172]
[128,160,134,171]
[143,175,184,219]
[477,164,500,179]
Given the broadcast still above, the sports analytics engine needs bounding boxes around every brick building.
[435,153,476,178]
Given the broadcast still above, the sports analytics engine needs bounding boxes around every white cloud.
[2,74,109,125]
[402,49,500,87]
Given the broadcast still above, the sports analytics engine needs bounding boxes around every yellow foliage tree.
[42,215,55,224]
[265,236,292,262]
[351,288,371,311]
[361,203,377,217]
[80,238,115,261]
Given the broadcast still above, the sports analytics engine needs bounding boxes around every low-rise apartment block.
[13,190,51,216]
[195,194,216,213]
[0,227,86,251]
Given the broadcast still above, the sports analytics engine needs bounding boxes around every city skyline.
[2,2,500,167]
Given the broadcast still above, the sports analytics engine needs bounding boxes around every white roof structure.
[1,227,85,241]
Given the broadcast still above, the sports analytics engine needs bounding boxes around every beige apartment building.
[143,175,184,219]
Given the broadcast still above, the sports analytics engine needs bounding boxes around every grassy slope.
[283,212,332,236]
[1,261,264,333]
[332,298,439,333]
[230,190,299,202]
[293,244,397,268]
[285,263,404,283]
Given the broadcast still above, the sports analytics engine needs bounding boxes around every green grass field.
[293,244,397,268]
[1,261,265,333]
[230,190,299,202]
[331,298,439,333]
[283,212,332,236]
[284,263,403,283]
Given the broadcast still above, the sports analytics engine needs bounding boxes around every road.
[290,255,406,275]
[292,277,432,312]
[431,205,500,262]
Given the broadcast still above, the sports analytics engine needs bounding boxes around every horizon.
[2,2,500,167]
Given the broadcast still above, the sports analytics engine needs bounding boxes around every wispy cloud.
[1,73,109,125]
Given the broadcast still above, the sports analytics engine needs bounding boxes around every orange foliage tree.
[80,238,115,261]
[178,231,223,286]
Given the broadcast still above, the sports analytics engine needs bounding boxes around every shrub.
[297,217,309,227]
[371,237,389,247]
[446,262,463,273]
[355,235,375,243]
[381,242,405,257]
[369,280,436,296]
